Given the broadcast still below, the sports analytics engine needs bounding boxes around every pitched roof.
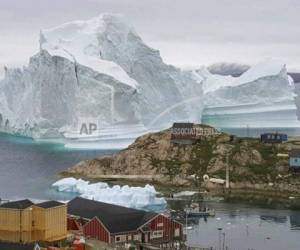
[0,242,36,250]
[290,149,300,157]
[0,199,34,209]
[35,200,65,209]
[68,197,157,234]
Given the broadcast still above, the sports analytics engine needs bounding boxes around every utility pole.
[218,228,222,250]
[185,206,188,240]
[246,124,249,137]
[19,210,22,243]
[226,154,230,189]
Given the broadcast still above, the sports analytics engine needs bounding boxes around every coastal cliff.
[63,125,300,196]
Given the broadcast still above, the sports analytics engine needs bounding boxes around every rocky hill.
[64,125,300,196]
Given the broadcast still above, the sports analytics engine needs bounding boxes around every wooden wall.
[67,217,80,231]
[32,206,45,241]
[32,205,67,241]
[0,205,67,243]
[147,214,183,243]
[44,205,67,241]
[83,217,110,243]
[0,207,33,242]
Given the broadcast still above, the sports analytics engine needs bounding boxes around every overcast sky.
[0,0,299,77]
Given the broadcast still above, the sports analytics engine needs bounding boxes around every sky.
[0,0,300,77]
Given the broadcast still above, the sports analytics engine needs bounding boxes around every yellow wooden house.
[0,199,67,243]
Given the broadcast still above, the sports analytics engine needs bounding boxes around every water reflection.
[260,215,287,224]
[168,199,300,250]
[290,214,300,230]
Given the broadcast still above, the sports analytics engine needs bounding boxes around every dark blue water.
[0,132,115,201]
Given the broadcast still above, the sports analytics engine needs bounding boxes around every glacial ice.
[0,14,203,145]
[41,16,139,89]
[0,14,299,147]
[52,177,167,210]
[200,61,300,129]
[199,60,293,94]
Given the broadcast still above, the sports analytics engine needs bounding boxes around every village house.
[0,199,67,243]
[171,122,196,144]
[67,197,183,249]
[171,123,220,145]
[260,133,288,143]
[31,201,68,242]
[289,149,300,170]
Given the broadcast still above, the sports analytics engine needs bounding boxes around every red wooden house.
[67,197,183,249]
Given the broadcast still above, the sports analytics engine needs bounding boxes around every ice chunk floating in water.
[52,177,166,210]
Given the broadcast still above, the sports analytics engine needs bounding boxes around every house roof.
[289,149,300,157]
[0,242,37,250]
[68,197,157,234]
[0,199,65,210]
[172,122,193,128]
[261,133,287,136]
[35,200,65,209]
[0,199,34,209]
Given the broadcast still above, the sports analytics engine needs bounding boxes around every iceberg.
[0,14,203,146]
[199,61,300,129]
[0,14,299,147]
[52,177,166,210]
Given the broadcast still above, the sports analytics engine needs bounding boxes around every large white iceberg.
[52,177,166,210]
[0,14,203,145]
[0,14,299,148]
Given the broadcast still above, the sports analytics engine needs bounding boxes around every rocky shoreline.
[63,125,300,200]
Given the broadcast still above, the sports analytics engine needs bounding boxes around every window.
[174,228,180,237]
[115,235,127,243]
[133,234,141,241]
[157,222,164,227]
[127,235,132,241]
[150,230,163,239]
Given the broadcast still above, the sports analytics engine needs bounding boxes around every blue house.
[289,149,300,169]
[260,133,288,143]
